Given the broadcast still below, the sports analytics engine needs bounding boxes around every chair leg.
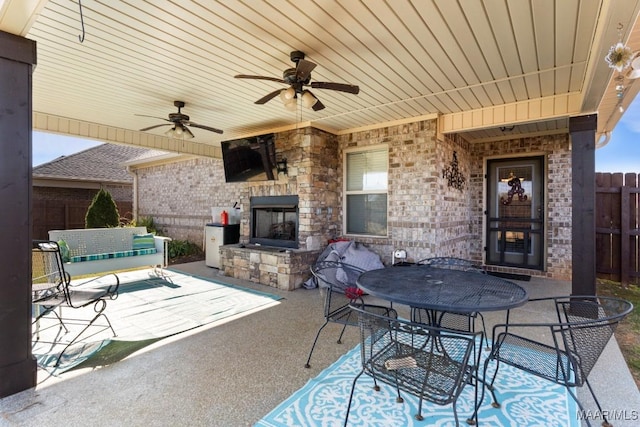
[466,373,482,425]
[304,320,329,368]
[33,304,69,340]
[336,322,349,344]
[54,311,116,367]
[583,377,612,427]
[483,357,502,408]
[344,370,364,427]
[450,399,459,426]
[561,376,608,427]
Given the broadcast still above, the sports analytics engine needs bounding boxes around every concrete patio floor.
[1,261,639,426]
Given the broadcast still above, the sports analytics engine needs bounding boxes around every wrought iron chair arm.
[64,273,120,308]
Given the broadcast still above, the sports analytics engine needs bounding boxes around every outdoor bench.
[48,226,171,277]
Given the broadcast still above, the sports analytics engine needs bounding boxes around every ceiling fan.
[234,50,359,111]
[136,100,223,138]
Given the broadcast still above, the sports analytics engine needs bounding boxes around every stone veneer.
[219,245,319,291]
[132,120,573,289]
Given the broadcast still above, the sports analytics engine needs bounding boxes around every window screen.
[345,148,387,236]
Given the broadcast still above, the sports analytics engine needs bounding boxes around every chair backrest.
[311,260,365,292]
[49,226,149,257]
[350,303,479,407]
[32,240,71,301]
[417,257,485,274]
[311,261,366,318]
[554,296,633,384]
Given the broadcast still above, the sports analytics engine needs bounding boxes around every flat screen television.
[221,133,277,182]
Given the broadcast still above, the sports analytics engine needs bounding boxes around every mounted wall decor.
[604,23,640,113]
[442,151,466,191]
[500,172,528,205]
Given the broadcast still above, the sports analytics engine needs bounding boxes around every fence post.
[621,186,630,285]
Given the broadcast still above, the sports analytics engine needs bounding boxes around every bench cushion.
[70,248,157,263]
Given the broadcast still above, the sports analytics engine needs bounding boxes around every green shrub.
[85,189,120,228]
[132,216,161,235]
[168,239,203,259]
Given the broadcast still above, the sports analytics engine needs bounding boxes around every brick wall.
[133,121,572,282]
[134,157,243,243]
[134,127,341,251]
[337,119,475,264]
[468,133,572,279]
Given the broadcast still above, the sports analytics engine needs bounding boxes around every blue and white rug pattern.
[256,345,578,427]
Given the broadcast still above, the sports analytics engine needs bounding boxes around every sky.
[33,132,101,166]
[594,96,640,173]
[33,102,640,171]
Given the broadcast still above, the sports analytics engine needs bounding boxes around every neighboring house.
[32,143,162,239]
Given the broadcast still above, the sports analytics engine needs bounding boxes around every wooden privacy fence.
[595,172,640,285]
[33,200,133,240]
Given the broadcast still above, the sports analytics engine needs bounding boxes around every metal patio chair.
[32,240,120,367]
[414,257,490,349]
[304,260,394,368]
[482,295,633,427]
[345,303,482,426]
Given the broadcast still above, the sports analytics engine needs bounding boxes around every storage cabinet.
[205,224,240,268]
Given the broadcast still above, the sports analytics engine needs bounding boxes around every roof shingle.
[33,143,165,183]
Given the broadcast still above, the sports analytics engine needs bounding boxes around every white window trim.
[342,144,389,238]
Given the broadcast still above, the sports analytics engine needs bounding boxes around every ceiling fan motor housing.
[289,50,305,63]
[169,112,189,122]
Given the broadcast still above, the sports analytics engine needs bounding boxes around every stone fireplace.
[250,195,299,249]
[219,127,340,291]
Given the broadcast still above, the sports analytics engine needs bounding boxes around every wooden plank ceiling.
[2,0,640,152]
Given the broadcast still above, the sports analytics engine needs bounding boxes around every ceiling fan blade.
[312,98,325,111]
[234,74,285,84]
[140,123,171,131]
[189,122,224,134]
[135,114,171,121]
[295,59,316,81]
[255,89,282,104]
[310,81,360,94]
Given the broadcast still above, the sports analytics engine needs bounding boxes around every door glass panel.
[486,157,544,270]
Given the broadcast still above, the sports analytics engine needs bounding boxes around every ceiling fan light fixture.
[284,97,297,111]
[280,87,295,102]
[164,127,176,138]
[301,91,318,109]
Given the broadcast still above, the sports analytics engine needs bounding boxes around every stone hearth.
[220,244,320,291]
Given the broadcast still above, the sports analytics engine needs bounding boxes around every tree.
[85,188,120,228]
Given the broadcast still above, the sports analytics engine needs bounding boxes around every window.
[344,147,388,236]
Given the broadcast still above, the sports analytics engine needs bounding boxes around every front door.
[486,157,544,270]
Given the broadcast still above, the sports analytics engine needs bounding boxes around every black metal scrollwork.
[442,151,466,191]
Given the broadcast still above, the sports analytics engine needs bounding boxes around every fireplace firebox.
[250,195,299,248]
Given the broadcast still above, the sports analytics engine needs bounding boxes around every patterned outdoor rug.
[33,269,282,374]
[256,344,579,427]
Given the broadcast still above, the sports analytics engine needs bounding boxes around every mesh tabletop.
[357,266,528,313]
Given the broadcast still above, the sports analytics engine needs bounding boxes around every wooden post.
[0,31,38,397]
[569,115,597,296]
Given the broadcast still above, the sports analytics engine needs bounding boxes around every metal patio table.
[356,265,529,424]
[356,265,528,315]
